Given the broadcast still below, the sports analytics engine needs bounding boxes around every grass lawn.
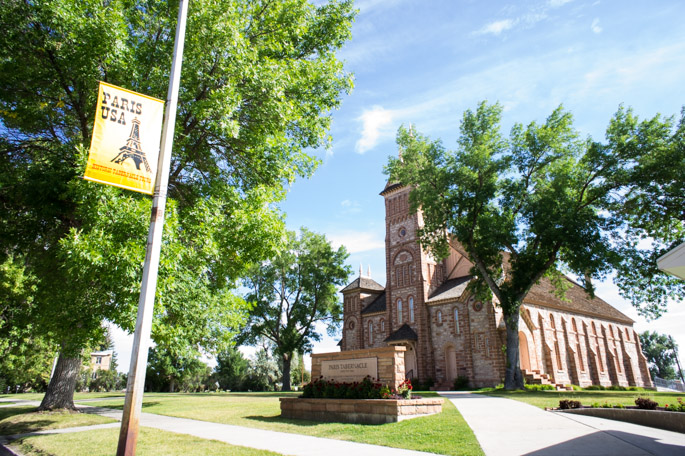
[86,391,483,456]
[478,388,685,409]
[0,406,116,436]
[11,426,283,456]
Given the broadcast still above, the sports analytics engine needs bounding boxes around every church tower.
[380,180,440,382]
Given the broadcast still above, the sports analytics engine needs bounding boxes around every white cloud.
[328,230,385,254]
[476,19,516,36]
[340,199,362,213]
[355,105,395,153]
[549,0,573,7]
[591,18,602,34]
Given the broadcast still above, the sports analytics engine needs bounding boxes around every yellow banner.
[84,82,164,195]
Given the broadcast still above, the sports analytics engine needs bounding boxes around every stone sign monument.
[320,357,378,382]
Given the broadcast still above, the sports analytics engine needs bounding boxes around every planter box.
[558,408,685,434]
[280,397,444,424]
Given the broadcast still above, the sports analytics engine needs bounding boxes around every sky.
[112,0,685,373]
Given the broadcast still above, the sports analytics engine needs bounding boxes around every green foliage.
[558,399,581,409]
[145,347,213,392]
[454,376,470,391]
[634,397,658,410]
[243,348,280,392]
[606,107,685,318]
[241,229,351,390]
[524,384,555,391]
[302,376,387,399]
[639,330,680,380]
[214,345,251,391]
[664,398,685,412]
[0,0,354,403]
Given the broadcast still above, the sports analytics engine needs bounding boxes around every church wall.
[523,305,652,388]
[361,313,387,349]
[427,299,505,388]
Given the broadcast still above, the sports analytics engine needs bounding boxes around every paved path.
[440,392,685,456]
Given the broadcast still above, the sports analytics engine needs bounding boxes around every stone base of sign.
[279,397,443,424]
[312,346,406,390]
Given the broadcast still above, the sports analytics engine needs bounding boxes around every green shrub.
[664,398,685,412]
[525,384,555,391]
[584,385,606,390]
[454,376,469,390]
[559,399,581,409]
[302,376,386,399]
[634,397,658,410]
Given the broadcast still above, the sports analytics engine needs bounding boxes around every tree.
[0,0,354,409]
[639,331,683,381]
[388,102,642,389]
[241,229,350,390]
[605,107,685,319]
[214,344,250,391]
[145,347,212,392]
[244,347,280,391]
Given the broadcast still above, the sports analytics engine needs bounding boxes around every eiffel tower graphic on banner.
[111,118,151,172]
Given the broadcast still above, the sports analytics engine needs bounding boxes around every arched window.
[409,297,415,323]
[397,299,403,324]
[381,319,385,332]
[454,307,460,334]
[437,310,443,324]
[368,321,373,343]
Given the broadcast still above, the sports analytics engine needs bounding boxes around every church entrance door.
[405,344,417,379]
[445,345,457,383]
[519,332,531,371]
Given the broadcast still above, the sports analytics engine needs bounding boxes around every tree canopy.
[387,102,684,389]
[0,0,355,408]
[639,331,683,381]
[241,228,350,390]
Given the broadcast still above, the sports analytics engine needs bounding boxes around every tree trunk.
[38,353,81,411]
[169,378,176,393]
[281,353,292,391]
[503,311,524,390]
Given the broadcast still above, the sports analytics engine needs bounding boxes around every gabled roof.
[361,292,386,315]
[384,323,419,343]
[526,278,634,325]
[341,276,384,293]
[427,276,473,303]
[379,181,403,195]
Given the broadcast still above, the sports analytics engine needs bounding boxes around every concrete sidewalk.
[2,404,440,456]
[440,392,685,456]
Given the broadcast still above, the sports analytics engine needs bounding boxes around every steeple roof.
[384,323,418,343]
[341,276,384,293]
[361,292,386,315]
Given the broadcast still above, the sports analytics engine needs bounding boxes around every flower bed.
[301,376,414,400]
[554,396,685,433]
[280,397,443,424]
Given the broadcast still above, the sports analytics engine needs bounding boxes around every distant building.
[90,350,113,374]
[657,241,685,280]
[340,176,653,390]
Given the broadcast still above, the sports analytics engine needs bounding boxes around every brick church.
[339,178,653,389]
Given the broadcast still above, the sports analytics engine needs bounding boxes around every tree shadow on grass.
[0,407,36,423]
[243,415,325,427]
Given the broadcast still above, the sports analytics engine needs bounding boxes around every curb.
[556,408,685,434]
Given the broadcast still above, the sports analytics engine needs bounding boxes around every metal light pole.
[116,1,188,454]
